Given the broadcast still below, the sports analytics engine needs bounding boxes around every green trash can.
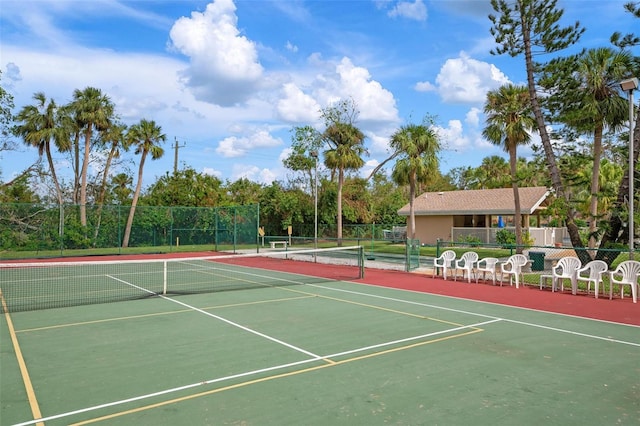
[529,251,546,271]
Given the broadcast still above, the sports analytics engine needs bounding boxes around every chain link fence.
[0,203,259,258]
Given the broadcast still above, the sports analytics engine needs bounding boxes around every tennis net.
[0,246,365,312]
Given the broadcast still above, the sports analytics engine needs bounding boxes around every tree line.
[0,0,639,262]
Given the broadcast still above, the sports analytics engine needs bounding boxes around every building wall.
[410,215,453,245]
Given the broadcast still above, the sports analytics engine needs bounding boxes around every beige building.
[397,187,554,245]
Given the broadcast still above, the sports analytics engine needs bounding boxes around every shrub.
[496,229,516,246]
[458,234,482,247]
[496,229,533,248]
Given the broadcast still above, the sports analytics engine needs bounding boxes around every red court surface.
[4,251,638,326]
[361,268,640,327]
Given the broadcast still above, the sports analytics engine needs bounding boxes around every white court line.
[503,318,640,347]
[114,267,640,350]
[187,258,640,330]
[309,284,640,348]
[106,275,322,359]
[13,272,639,425]
[111,268,640,350]
[175,260,320,285]
[12,318,495,426]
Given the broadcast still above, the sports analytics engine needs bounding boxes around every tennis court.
[1,247,639,425]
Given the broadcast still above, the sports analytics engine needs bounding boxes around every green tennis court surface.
[2,253,639,425]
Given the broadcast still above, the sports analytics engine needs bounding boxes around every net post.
[358,245,365,278]
[163,260,168,295]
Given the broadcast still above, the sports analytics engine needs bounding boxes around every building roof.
[397,186,552,216]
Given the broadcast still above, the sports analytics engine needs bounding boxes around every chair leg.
[619,285,624,300]
[610,282,613,300]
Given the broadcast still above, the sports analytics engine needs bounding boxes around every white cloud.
[231,164,277,184]
[414,81,435,92]
[366,131,393,156]
[275,56,399,128]
[465,107,481,128]
[215,129,283,158]
[435,119,470,151]
[202,167,223,178]
[277,83,321,123]
[285,41,298,53]
[361,159,382,178]
[388,0,427,21]
[422,52,510,104]
[335,57,398,123]
[169,0,264,106]
[3,62,22,89]
[4,46,188,120]
[436,115,504,154]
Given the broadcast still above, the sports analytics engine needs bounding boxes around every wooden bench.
[269,241,287,249]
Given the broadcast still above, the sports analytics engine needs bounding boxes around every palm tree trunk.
[337,167,343,246]
[73,131,81,204]
[79,129,92,228]
[597,106,640,264]
[45,144,64,236]
[509,147,523,253]
[409,172,416,240]
[122,152,146,248]
[92,145,116,246]
[588,125,604,250]
[520,11,585,259]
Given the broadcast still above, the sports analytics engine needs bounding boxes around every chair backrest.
[555,256,582,274]
[509,254,528,268]
[460,251,478,265]
[613,260,640,280]
[479,257,499,269]
[442,250,456,260]
[579,260,607,280]
[438,250,456,266]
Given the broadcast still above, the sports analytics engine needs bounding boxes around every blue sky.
[0,0,636,190]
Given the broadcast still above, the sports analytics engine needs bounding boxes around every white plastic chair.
[454,251,478,282]
[608,260,640,303]
[475,257,500,285]
[576,260,608,298]
[432,250,456,280]
[551,256,582,294]
[499,254,530,288]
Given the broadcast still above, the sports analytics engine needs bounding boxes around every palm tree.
[490,0,587,257]
[564,47,631,249]
[323,121,365,245]
[56,103,83,205]
[13,92,70,234]
[389,121,440,240]
[483,84,536,253]
[111,173,133,205]
[93,122,128,245]
[70,87,114,227]
[574,158,624,222]
[476,155,510,189]
[121,119,165,248]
